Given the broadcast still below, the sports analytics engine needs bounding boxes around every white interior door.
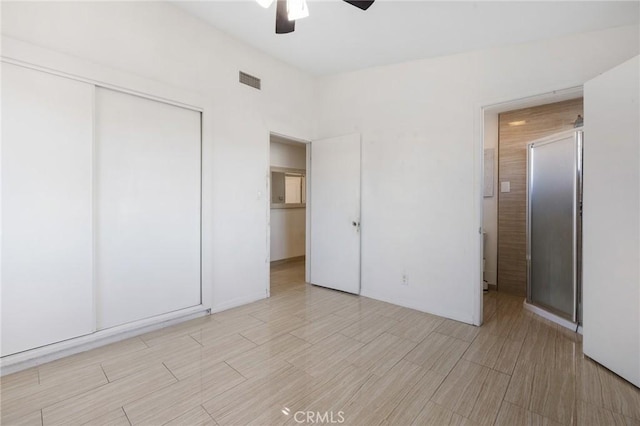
[95,88,201,329]
[1,63,94,356]
[583,55,639,387]
[310,134,361,294]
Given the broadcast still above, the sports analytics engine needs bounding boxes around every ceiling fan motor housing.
[275,0,375,34]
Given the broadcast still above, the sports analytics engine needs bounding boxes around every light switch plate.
[500,181,511,193]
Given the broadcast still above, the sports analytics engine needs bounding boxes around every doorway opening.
[268,133,309,296]
[479,86,583,325]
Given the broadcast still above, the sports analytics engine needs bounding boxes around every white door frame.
[266,132,311,297]
[473,85,583,325]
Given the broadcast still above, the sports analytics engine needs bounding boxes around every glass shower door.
[527,130,582,322]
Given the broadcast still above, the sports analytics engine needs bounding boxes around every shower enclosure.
[526,129,583,324]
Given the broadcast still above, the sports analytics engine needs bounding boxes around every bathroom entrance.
[481,90,584,325]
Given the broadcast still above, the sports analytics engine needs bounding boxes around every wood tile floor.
[2,259,639,425]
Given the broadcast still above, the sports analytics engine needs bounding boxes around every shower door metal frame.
[526,129,583,323]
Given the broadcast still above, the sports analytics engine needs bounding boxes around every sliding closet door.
[2,63,94,356]
[95,88,201,329]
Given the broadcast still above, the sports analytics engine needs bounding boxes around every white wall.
[583,56,639,387]
[1,1,315,312]
[317,25,639,324]
[270,141,307,261]
[270,209,306,261]
[271,140,307,170]
[3,2,639,328]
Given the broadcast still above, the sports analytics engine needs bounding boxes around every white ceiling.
[173,1,639,75]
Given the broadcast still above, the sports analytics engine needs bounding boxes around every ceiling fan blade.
[276,0,295,34]
[343,0,375,11]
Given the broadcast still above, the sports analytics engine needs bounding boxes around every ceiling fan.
[257,0,375,34]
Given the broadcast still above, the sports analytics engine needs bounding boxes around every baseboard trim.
[270,256,305,266]
[1,305,210,376]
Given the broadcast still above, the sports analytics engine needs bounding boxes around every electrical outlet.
[401,274,408,286]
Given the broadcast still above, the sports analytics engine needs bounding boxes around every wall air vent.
[239,71,261,90]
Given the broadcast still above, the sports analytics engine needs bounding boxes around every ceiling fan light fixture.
[256,0,275,8]
[287,0,309,21]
